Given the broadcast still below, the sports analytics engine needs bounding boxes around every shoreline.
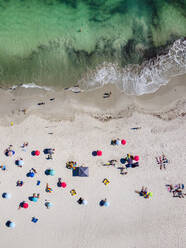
[0,73,186,126]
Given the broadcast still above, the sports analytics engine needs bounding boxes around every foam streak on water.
[80,39,186,95]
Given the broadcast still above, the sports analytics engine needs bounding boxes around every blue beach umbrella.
[27,171,35,178]
[45,202,53,208]
[32,197,38,202]
[18,160,24,166]
[116,140,121,145]
[2,193,11,199]
[82,199,88,205]
[49,169,56,176]
[104,201,110,207]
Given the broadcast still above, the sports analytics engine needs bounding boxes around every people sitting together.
[166,184,185,198]
[123,154,139,168]
[4,145,15,157]
[44,148,55,160]
[66,161,77,169]
[16,180,24,187]
[156,154,169,170]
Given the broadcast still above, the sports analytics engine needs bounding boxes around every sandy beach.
[0,74,186,248]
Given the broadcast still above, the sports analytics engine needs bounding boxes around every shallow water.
[0,0,185,94]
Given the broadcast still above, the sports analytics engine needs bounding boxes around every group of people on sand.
[44,148,55,160]
[156,154,169,170]
[4,145,15,157]
[166,184,185,198]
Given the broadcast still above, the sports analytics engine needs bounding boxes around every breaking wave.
[80,38,186,95]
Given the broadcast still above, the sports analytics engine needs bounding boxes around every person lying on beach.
[166,184,184,193]
[0,165,6,171]
[156,156,165,170]
[131,127,141,130]
[33,193,40,199]
[120,167,128,175]
[135,186,148,196]
[31,168,37,173]
[109,160,117,165]
[156,154,169,169]
[21,142,28,148]
[77,197,84,205]
[131,162,139,168]
[46,183,53,193]
[103,160,117,166]
[173,189,185,198]
[16,180,24,187]
[162,154,169,165]
[47,148,55,155]
[103,91,112,98]
[47,154,53,160]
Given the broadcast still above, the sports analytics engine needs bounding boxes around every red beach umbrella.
[134,155,139,161]
[121,139,126,145]
[97,150,102,156]
[23,202,29,209]
[61,182,67,188]
[35,150,40,156]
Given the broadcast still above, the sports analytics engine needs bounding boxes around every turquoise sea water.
[0,0,186,94]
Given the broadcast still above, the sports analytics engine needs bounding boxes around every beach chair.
[103,178,110,186]
[70,189,77,196]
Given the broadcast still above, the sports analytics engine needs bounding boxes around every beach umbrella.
[97,150,102,156]
[27,171,35,177]
[116,140,121,145]
[35,150,40,156]
[49,169,56,176]
[22,202,29,209]
[104,201,110,207]
[6,221,15,228]
[2,193,11,199]
[121,139,126,145]
[45,202,53,208]
[61,182,67,188]
[31,197,38,202]
[82,199,88,205]
[18,160,24,166]
[134,155,139,161]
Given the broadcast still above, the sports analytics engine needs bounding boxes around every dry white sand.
[0,75,186,248]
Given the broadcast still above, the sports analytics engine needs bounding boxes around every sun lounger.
[103,178,110,185]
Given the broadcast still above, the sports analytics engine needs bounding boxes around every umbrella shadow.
[43,149,49,154]
[31,151,35,156]
[92,151,97,156]
[5,220,11,227]
[15,160,20,166]
[45,169,50,175]
[99,200,105,206]
[2,193,7,198]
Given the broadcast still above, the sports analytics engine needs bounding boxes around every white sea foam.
[11,83,53,91]
[80,39,186,95]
